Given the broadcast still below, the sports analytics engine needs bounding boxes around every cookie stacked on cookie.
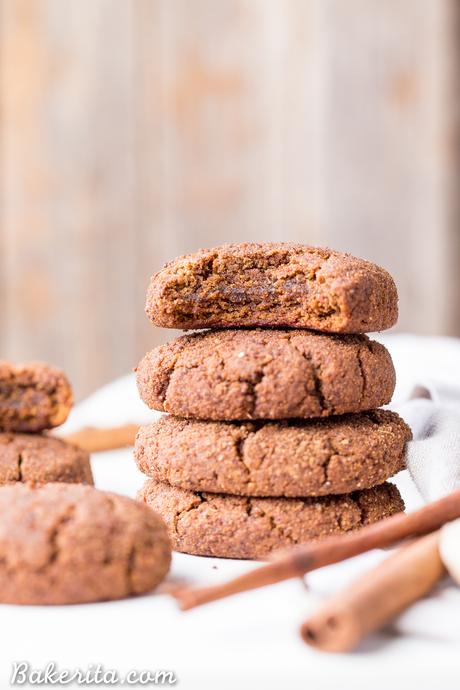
[0,363,171,605]
[135,243,411,559]
[0,361,93,486]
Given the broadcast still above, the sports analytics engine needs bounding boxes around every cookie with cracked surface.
[136,329,395,420]
[0,361,73,432]
[135,411,410,497]
[0,483,171,604]
[146,243,398,333]
[0,433,94,487]
[138,479,404,560]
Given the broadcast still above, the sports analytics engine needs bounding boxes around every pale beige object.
[439,517,460,585]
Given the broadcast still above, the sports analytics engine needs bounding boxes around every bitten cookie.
[135,411,411,497]
[0,433,94,487]
[146,243,398,333]
[0,361,73,432]
[139,480,404,560]
[136,329,395,420]
[0,483,171,604]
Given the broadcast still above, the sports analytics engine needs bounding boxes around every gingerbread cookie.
[146,243,398,333]
[0,483,171,604]
[0,361,73,432]
[139,479,404,559]
[0,433,93,487]
[136,329,395,420]
[135,411,410,497]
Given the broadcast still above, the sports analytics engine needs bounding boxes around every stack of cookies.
[0,362,171,605]
[0,361,93,486]
[135,243,411,559]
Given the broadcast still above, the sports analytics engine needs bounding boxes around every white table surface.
[2,334,460,690]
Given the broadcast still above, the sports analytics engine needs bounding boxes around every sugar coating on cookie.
[135,411,411,497]
[0,361,73,432]
[0,433,94,487]
[136,329,396,420]
[0,483,171,604]
[139,480,404,560]
[146,243,398,333]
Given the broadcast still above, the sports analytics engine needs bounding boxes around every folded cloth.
[391,378,460,643]
[397,381,460,501]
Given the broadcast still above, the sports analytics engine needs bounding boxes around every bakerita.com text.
[10,662,177,686]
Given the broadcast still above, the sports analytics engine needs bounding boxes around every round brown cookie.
[139,480,404,560]
[0,361,73,432]
[136,329,395,420]
[146,243,398,333]
[135,410,411,498]
[0,483,171,604]
[0,433,94,487]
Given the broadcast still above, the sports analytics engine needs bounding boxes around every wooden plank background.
[1,0,459,399]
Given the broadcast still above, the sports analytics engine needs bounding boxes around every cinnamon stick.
[62,424,139,452]
[172,487,460,610]
[300,531,444,652]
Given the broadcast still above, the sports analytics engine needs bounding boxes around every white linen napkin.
[396,381,460,501]
[390,380,460,642]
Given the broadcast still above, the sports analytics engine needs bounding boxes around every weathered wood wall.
[1,0,459,398]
